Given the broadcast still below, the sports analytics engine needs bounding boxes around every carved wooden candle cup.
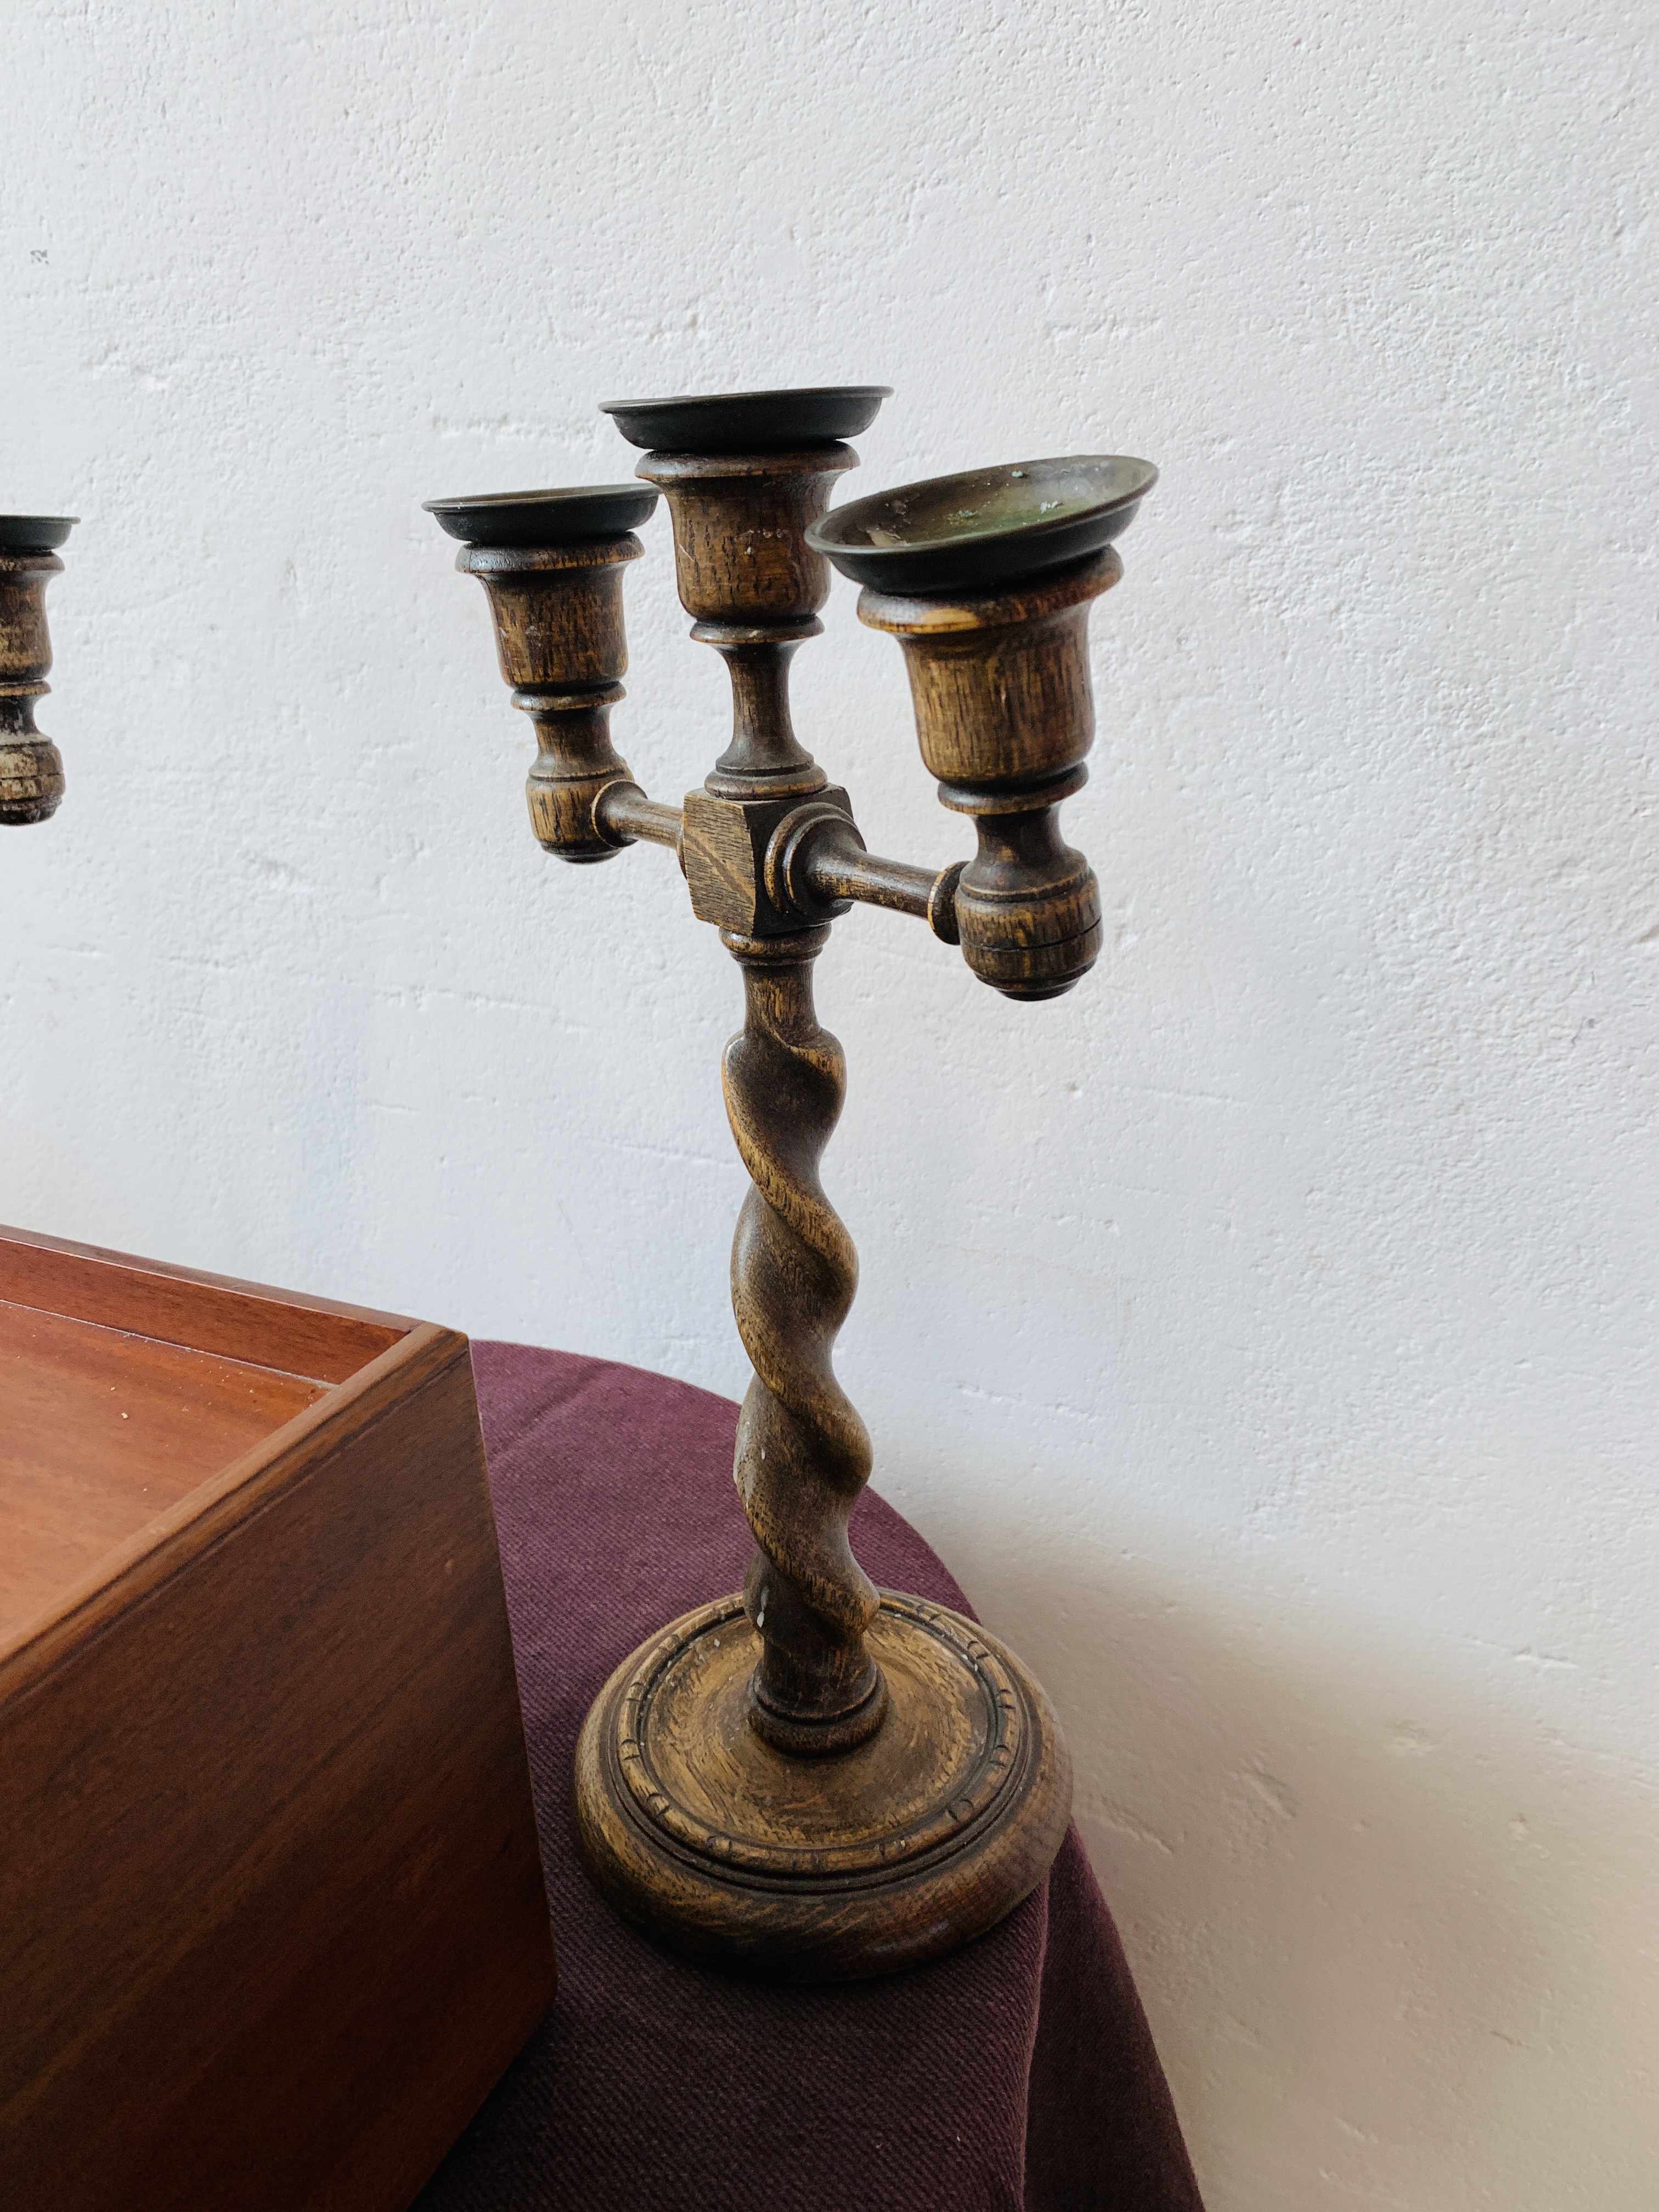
[810,456,1156,1000]
[0,515,76,827]
[429,392,1157,1980]
[426,486,662,864]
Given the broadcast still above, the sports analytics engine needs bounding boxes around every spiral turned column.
[721,925,885,1754]
[574,869,1072,1980]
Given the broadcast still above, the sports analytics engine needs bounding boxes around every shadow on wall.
[939,1514,1657,2212]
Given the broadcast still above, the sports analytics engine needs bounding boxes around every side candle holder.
[1,516,76,826]
[427,389,1156,1979]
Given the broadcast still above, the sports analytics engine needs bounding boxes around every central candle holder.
[428,387,1156,1979]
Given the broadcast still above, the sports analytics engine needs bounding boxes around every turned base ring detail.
[573,1590,1073,1980]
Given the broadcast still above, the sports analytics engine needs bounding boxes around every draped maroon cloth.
[416,1344,1203,2212]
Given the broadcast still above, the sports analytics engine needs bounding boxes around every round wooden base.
[572,1590,1073,1981]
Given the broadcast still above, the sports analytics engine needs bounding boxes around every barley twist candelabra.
[428,386,1156,1979]
[1,516,76,826]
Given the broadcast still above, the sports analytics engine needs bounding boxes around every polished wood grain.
[721,924,882,1752]
[0,1234,555,2209]
[0,1299,321,1640]
[0,1223,407,1382]
[574,891,1072,1974]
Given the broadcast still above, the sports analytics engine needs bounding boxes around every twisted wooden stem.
[721,923,887,1754]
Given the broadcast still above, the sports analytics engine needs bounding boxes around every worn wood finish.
[459,533,651,862]
[572,417,1073,1975]
[639,448,855,900]
[594,779,683,850]
[858,546,1123,1000]
[0,549,67,825]
[574,1592,1071,1979]
[571,909,1072,1970]
[0,1228,555,2209]
[721,923,882,1750]
[785,811,962,940]
[635,445,856,630]
[428,392,1146,1978]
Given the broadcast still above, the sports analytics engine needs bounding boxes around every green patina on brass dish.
[808,456,1156,594]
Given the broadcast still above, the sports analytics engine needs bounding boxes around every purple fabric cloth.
[416,1343,1203,2212]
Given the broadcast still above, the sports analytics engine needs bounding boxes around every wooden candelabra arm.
[770,804,962,943]
[453,532,693,870]
[594,780,682,853]
[518,703,685,865]
[858,546,1124,1000]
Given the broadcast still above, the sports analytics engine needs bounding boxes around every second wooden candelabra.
[428,385,1156,1979]
[1,515,76,826]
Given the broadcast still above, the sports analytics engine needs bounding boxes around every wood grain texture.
[574,1592,1071,1979]
[458,534,645,863]
[0,550,66,825]
[0,1238,554,2209]
[858,547,1122,998]
[635,447,856,627]
[0,1223,408,1383]
[0,1299,322,1640]
[682,785,855,938]
[721,924,883,1753]
[459,534,640,693]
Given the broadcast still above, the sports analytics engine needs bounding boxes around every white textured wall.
[5,2,1655,2201]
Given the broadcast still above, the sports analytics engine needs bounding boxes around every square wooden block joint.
[682,783,854,935]
[0,1226,555,2212]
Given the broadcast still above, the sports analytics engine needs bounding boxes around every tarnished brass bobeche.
[427,390,1156,1979]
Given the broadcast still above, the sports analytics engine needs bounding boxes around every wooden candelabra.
[428,387,1156,1979]
[0,516,75,826]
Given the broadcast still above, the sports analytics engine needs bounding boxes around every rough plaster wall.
[3,0,1655,2202]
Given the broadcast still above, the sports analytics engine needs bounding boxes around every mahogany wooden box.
[0,1227,555,2210]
